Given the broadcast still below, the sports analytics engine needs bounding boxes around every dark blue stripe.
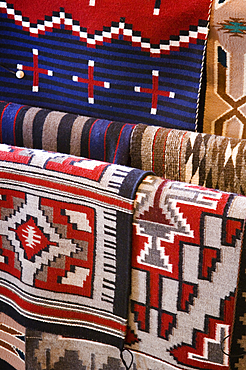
[89,119,112,161]
[1,102,23,145]
[113,123,134,164]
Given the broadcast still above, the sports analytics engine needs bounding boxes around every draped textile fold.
[23,176,246,370]
[0,144,149,351]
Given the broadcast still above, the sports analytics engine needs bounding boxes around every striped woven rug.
[0,0,212,130]
[0,101,135,165]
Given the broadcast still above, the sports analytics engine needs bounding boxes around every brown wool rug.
[130,123,246,195]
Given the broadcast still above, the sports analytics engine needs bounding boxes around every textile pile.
[1,0,246,369]
[0,144,246,369]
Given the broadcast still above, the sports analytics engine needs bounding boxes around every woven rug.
[0,0,211,130]
[0,313,25,370]
[126,175,246,370]
[130,123,246,195]
[24,176,246,370]
[26,331,205,370]
[0,144,149,350]
[230,228,246,370]
[0,101,135,165]
[203,0,246,139]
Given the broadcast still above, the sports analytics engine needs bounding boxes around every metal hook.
[221,334,246,358]
[0,63,25,79]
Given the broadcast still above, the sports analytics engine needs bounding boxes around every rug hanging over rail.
[0,101,135,166]
[0,0,212,130]
[126,175,246,370]
[24,176,246,370]
[203,0,246,139]
[130,123,246,195]
[0,144,149,349]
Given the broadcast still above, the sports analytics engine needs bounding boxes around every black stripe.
[15,105,30,147]
[0,21,204,62]
[0,49,201,85]
[57,113,77,154]
[32,109,50,149]
[0,89,196,128]
[0,72,198,108]
[155,0,161,8]
[80,117,97,158]
[0,35,203,73]
[105,121,126,162]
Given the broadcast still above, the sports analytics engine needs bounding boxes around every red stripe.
[0,286,126,333]
[88,119,99,158]
[152,74,159,110]
[13,106,25,145]
[0,171,134,211]
[103,121,112,162]
[88,64,94,99]
[112,124,126,163]
[0,103,11,143]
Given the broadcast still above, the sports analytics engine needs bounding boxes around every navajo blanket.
[0,144,149,350]
[0,101,135,165]
[230,227,246,370]
[24,177,246,370]
[127,176,246,370]
[0,0,212,130]
[203,0,246,139]
[130,123,246,195]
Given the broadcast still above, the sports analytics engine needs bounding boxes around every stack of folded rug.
[0,144,246,370]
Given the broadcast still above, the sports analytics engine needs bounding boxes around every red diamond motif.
[15,217,56,260]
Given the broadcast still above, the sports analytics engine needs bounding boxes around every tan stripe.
[0,348,25,370]
[70,115,90,157]
[0,313,25,334]
[152,127,171,178]
[141,125,160,172]
[23,107,42,149]
[42,111,67,152]
[179,130,192,183]
[181,131,199,184]
[164,129,186,181]
[130,123,147,169]
[0,331,25,353]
